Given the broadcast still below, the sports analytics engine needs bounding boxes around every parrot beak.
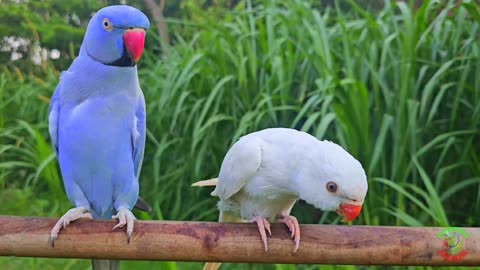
[337,202,363,222]
[123,28,146,63]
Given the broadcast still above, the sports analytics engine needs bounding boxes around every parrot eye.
[326,181,338,193]
[102,18,113,31]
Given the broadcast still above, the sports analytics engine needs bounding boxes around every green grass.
[0,0,479,269]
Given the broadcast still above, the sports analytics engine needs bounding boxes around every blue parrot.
[48,5,150,268]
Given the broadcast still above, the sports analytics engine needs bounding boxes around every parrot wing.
[131,92,151,213]
[200,137,262,270]
[212,136,262,200]
[132,92,146,179]
[48,84,61,155]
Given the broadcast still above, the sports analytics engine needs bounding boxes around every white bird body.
[213,128,367,221]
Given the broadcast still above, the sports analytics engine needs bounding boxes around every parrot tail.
[203,262,222,270]
[134,196,152,212]
[92,259,119,270]
[191,178,219,187]
[202,211,245,270]
[193,177,241,270]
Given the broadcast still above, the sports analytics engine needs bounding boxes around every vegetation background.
[0,0,479,269]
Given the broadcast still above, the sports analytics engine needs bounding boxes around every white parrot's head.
[297,140,368,222]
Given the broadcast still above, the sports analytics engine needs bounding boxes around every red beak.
[338,203,363,222]
[123,28,146,63]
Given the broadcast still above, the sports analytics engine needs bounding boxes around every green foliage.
[0,0,151,73]
[0,0,479,269]
[139,0,480,227]
[0,0,101,72]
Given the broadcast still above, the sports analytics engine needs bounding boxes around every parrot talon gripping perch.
[279,215,301,252]
[50,207,92,248]
[249,216,271,252]
[112,207,136,244]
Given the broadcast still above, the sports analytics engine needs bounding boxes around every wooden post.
[0,216,479,265]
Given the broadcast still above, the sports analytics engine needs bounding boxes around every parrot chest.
[59,92,137,158]
[225,178,298,220]
[70,91,136,119]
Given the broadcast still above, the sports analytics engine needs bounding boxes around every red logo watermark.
[437,227,470,262]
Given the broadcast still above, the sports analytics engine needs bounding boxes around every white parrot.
[193,128,368,269]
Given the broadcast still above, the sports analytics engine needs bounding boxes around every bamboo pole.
[0,216,478,266]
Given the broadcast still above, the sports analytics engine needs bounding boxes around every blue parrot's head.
[83,5,150,67]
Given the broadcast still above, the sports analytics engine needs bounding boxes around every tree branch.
[143,0,170,52]
[0,216,479,265]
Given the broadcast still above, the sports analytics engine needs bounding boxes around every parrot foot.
[50,206,92,248]
[279,214,300,252]
[112,207,136,244]
[248,216,271,252]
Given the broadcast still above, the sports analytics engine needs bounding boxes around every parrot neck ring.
[106,46,137,67]
[86,46,136,67]
[87,28,146,68]
[108,28,146,67]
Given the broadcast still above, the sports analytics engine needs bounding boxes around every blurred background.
[0,0,479,269]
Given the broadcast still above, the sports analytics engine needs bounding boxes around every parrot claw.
[249,216,271,252]
[294,238,300,253]
[50,206,91,248]
[112,207,136,244]
[50,236,56,248]
[279,214,301,253]
[266,223,272,236]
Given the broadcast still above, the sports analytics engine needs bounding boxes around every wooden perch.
[0,216,479,265]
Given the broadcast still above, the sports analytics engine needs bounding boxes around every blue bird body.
[51,57,144,218]
[48,6,149,269]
